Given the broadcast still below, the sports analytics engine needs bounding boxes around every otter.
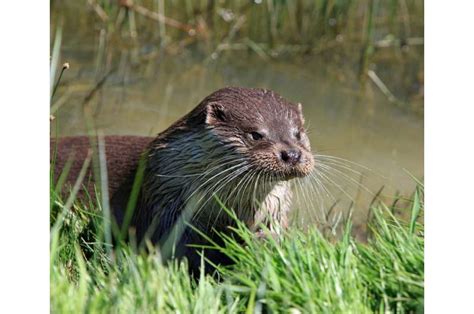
[52,87,314,274]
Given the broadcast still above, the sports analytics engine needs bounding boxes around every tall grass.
[51,0,424,58]
[50,178,423,313]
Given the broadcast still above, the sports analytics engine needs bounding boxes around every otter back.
[51,136,153,200]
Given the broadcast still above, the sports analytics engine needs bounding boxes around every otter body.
[52,87,314,274]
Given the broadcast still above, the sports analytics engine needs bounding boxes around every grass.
[50,177,424,313]
[51,0,424,59]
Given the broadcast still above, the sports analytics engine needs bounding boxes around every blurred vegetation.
[51,0,423,57]
[51,0,424,114]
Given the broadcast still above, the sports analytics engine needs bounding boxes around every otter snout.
[280,149,301,165]
[273,145,314,180]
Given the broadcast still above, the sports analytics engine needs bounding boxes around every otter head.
[200,87,314,181]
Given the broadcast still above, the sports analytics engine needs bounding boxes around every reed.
[51,0,424,58]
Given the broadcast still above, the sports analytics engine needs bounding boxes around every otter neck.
[142,129,279,231]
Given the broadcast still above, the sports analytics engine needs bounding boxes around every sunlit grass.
[50,177,424,313]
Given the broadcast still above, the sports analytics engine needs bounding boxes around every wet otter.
[52,87,314,274]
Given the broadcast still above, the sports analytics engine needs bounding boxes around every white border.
[425,1,474,313]
[0,2,49,313]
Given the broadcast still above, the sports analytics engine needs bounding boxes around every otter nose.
[280,149,301,165]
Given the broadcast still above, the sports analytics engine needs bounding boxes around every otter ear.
[206,102,227,124]
[296,102,305,124]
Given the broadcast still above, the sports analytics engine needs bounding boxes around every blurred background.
[50,0,423,238]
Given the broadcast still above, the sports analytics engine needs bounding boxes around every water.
[52,5,423,235]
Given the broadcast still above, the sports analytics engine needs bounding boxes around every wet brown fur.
[52,87,313,274]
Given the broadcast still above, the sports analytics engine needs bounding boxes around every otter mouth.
[281,169,310,181]
[247,151,315,182]
[281,174,298,181]
[266,167,311,181]
[278,159,314,181]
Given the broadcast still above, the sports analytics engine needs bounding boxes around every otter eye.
[250,131,263,141]
[295,131,301,141]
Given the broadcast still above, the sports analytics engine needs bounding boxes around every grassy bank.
[50,181,424,313]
